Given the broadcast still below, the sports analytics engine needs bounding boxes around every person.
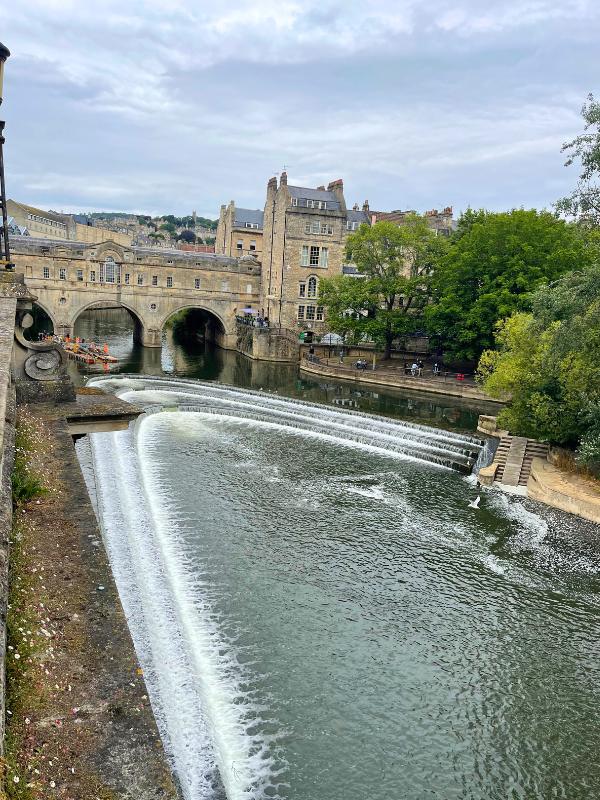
[309,344,315,356]
[411,362,419,376]
[433,362,440,376]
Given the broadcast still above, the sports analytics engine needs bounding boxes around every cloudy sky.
[1,0,597,219]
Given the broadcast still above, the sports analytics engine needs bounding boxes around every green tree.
[426,209,589,364]
[320,217,444,359]
[478,264,600,468]
[159,222,177,235]
[556,94,600,227]
[178,229,196,243]
[148,231,165,243]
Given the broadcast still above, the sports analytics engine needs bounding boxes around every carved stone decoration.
[24,348,63,380]
[4,273,76,403]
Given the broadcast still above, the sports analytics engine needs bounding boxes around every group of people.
[405,360,443,377]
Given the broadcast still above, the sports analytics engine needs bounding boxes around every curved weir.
[81,375,600,800]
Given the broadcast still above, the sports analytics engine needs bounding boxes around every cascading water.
[80,375,600,800]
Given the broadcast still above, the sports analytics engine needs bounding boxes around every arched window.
[307,276,318,298]
[100,255,120,284]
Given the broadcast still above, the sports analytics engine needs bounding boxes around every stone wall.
[236,323,300,362]
[0,292,17,752]
[528,458,600,524]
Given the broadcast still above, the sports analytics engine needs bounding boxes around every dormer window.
[291,197,298,207]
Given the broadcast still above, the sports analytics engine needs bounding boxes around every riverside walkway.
[299,354,505,404]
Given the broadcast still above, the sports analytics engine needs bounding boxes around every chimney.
[327,179,343,191]
[280,171,288,186]
[317,185,325,191]
[353,203,359,211]
[267,176,277,190]
[362,200,369,212]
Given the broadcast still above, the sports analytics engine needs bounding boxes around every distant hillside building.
[6,200,132,246]
[215,202,263,258]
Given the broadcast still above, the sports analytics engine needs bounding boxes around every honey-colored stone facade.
[215,201,263,258]
[11,237,261,348]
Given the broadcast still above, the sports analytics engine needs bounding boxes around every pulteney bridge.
[10,237,262,347]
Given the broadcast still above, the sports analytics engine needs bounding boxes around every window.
[236,240,243,251]
[307,276,317,298]
[152,275,158,286]
[250,240,256,251]
[166,276,173,288]
[124,273,130,284]
[137,274,144,286]
[104,256,118,284]
[316,305,324,321]
[298,305,305,320]
[302,246,329,267]
[246,283,253,294]
[136,256,143,262]
[299,282,306,297]
[194,278,200,289]
[245,222,259,229]
[306,305,316,320]
[43,267,50,279]
[90,270,96,282]
[76,269,84,282]
[59,268,66,280]
[347,220,359,231]
[306,200,327,210]
[166,259,173,265]
[291,197,298,207]
[221,280,229,292]
[150,303,157,311]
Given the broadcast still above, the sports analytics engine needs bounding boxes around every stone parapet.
[527,457,600,524]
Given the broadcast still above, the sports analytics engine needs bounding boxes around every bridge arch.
[161,304,228,349]
[159,303,228,334]
[71,300,146,345]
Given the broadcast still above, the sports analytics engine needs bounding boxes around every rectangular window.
[105,261,115,284]
[136,256,143,262]
[166,276,173,288]
[301,245,309,267]
[321,224,333,235]
[309,246,320,266]
[316,306,324,321]
[320,247,328,267]
[152,275,158,286]
[236,240,243,250]
[250,240,256,251]
[137,274,144,286]
[306,305,316,320]
[347,220,359,231]
[43,267,50,279]
[124,272,130,284]
[76,269,84,282]
[194,278,200,289]
[246,283,253,294]
[90,270,96,282]
[59,268,66,280]
[221,280,229,292]
[299,282,306,297]
[291,197,298,207]
[297,305,305,320]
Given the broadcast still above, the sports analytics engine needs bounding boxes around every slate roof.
[288,185,338,203]
[234,208,264,229]
[346,209,369,224]
[8,200,68,224]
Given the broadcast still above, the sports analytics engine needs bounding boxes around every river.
[75,308,600,800]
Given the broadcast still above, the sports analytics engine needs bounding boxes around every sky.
[1,0,598,219]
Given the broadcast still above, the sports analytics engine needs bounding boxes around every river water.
[75,309,600,800]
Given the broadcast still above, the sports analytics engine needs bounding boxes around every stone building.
[259,172,369,334]
[370,206,455,236]
[215,201,263,258]
[7,200,132,246]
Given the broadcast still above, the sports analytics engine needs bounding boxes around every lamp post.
[0,41,13,271]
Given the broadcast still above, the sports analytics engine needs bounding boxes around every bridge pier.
[57,323,73,340]
[138,325,162,348]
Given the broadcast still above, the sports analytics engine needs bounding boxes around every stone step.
[500,437,528,486]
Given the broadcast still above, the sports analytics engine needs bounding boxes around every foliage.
[11,428,45,506]
[425,209,590,363]
[555,94,600,227]
[148,232,165,242]
[478,264,600,465]
[159,222,176,235]
[177,229,196,243]
[320,218,445,358]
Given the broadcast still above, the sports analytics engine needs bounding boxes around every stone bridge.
[10,238,262,347]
